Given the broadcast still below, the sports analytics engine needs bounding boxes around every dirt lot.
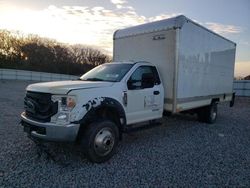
[0,80,250,187]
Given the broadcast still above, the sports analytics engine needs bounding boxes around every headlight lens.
[51,95,77,125]
[52,95,76,112]
[60,96,76,111]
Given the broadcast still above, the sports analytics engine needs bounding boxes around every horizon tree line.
[0,29,112,76]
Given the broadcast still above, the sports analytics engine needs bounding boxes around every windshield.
[80,63,133,82]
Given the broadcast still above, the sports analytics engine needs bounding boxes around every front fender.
[72,97,126,127]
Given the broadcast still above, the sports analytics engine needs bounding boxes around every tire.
[163,110,172,117]
[81,119,119,163]
[197,102,218,124]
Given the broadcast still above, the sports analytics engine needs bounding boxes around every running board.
[124,120,162,133]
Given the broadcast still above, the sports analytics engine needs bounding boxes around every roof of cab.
[113,15,187,39]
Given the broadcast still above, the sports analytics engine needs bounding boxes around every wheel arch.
[75,97,126,142]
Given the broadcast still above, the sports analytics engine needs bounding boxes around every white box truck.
[21,15,236,163]
[113,15,236,114]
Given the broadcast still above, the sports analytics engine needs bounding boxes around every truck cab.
[21,61,164,162]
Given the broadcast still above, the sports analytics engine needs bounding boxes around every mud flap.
[230,92,235,107]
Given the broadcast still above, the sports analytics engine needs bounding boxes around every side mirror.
[141,73,154,89]
[127,80,137,90]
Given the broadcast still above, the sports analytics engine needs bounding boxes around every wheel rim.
[94,127,115,156]
[211,111,217,120]
[211,106,217,120]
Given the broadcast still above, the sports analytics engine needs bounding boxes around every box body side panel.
[177,21,236,109]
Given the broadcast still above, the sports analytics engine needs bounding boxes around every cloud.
[0,2,242,55]
[148,13,182,22]
[205,22,242,34]
[241,41,250,46]
[0,4,148,54]
[188,19,242,35]
[110,0,126,5]
[110,0,128,9]
[109,0,135,10]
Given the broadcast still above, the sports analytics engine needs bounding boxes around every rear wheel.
[81,120,119,163]
[163,110,172,116]
[197,102,218,124]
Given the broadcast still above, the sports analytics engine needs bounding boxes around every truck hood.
[26,80,114,94]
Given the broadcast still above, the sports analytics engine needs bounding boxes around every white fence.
[0,68,78,81]
[0,68,249,96]
[233,80,250,97]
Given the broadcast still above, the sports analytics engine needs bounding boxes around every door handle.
[153,91,160,95]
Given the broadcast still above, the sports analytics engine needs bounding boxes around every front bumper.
[20,112,80,142]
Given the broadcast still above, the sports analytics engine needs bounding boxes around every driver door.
[125,65,163,125]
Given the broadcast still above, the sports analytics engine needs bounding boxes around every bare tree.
[0,29,111,75]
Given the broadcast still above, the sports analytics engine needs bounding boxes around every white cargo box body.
[113,15,236,113]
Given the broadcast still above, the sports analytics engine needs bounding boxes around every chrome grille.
[24,91,58,122]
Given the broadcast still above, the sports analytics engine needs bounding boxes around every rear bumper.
[20,112,80,142]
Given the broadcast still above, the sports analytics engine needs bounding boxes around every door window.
[128,66,160,90]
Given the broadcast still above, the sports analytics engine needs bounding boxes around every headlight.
[51,95,77,125]
[52,95,76,112]
[60,96,76,111]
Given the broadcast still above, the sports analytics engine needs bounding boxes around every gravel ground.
[0,80,250,187]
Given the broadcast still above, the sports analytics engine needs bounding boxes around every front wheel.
[81,120,119,163]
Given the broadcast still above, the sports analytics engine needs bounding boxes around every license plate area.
[21,121,46,135]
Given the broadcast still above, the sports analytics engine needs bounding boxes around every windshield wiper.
[80,77,118,82]
[83,78,104,81]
